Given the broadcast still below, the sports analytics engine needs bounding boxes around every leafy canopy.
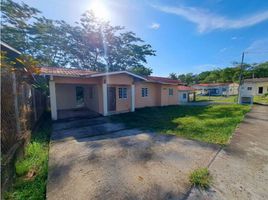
[1,0,155,75]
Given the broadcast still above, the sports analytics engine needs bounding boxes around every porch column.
[102,83,108,116]
[49,77,57,120]
[131,84,135,112]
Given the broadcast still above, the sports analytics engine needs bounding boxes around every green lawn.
[254,95,268,104]
[110,105,250,145]
[5,114,51,200]
[196,95,238,103]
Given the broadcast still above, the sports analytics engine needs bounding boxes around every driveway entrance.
[47,117,219,200]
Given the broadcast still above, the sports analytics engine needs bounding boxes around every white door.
[179,92,188,103]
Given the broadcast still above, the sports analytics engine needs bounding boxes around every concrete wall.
[160,85,178,106]
[135,82,161,108]
[241,82,268,96]
[115,85,131,112]
[55,84,100,113]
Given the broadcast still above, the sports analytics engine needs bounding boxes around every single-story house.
[240,78,268,96]
[177,86,196,103]
[193,83,238,96]
[239,78,268,104]
[40,67,184,120]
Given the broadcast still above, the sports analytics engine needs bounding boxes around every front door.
[107,87,116,111]
[180,92,188,102]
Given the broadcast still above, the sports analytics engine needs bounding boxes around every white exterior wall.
[241,81,268,96]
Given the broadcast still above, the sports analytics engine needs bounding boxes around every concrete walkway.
[47,118,219,200]
[187,105,268,200]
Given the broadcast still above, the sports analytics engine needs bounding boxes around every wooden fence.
[1,67,47,192]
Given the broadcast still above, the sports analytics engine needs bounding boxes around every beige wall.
[115,85,131,112]
[135,82,161,108]
[160,85,178,106]
[105,74,134,85]
[55,84,101,113]
[53,75,180,116]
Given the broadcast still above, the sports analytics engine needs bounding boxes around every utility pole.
[237,52,245,104]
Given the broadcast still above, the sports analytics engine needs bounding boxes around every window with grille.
[119,88,127,99]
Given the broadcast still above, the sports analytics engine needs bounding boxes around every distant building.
[241,78,268,96]
[193,83,238,96]
[177,86,196,103]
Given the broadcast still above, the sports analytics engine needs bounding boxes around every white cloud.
[149,22,160,30]
[246,38,268,52]
[153,4,268,33]
[231,36,237,40]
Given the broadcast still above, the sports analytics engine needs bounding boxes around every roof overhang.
[89,71,147,81]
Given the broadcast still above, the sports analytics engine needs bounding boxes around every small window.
[168,88,173,96]
[119,87,127,99]
[222,88,226,92]
[142,88,148,97]
[183,93,187,99]
[247,87,252,91]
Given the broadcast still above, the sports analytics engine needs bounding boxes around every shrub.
[189,168,212,189]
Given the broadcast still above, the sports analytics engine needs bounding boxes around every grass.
[189,168,212,189]
[110,104,250,145]
[196,95,238,103]
[4,114,52,200]
[254,94,268,104]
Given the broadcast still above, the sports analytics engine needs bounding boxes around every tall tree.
[169,73,177,80]
[1,1,155,75]
[1,0,40,52]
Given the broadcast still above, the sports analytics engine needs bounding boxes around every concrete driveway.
[47,117,219,200]
[188,105,268,200]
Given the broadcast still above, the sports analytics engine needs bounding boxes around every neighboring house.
[239,78,268,104]
[177,86,196,103]
[240,78,268,96]
[193,83,238,96]
[40,67,182,120]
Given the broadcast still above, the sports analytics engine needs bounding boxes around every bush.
[5,115,51,200]
[189,168,212,189]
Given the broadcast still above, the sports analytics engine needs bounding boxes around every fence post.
[12,72,21,135]
[32,88,38,121]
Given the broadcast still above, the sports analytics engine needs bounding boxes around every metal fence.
[1,67,47,192]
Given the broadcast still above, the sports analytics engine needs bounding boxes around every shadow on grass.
[109,105,250,145]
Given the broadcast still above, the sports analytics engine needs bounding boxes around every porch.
[49,77,136,120]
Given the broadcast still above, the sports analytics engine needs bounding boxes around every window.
[247,87,252,91]
[222,88,227,92]
[142,88,148,97]
[183,93,187,99]
[119,87,127,99]
[76,86,84,106]
[258,87,263,94]
[168,88,173,96]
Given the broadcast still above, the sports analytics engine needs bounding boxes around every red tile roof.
[40,67,97,77]
[146,76,182,85]
[177,86,195,91]
[39,67,183,85]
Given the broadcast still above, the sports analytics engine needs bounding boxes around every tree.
[169,73,177,80]
[1,0,40,52]
[130,66,152,76]
[1,1,155,75]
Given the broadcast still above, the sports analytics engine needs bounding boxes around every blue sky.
[15,0,268,76]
